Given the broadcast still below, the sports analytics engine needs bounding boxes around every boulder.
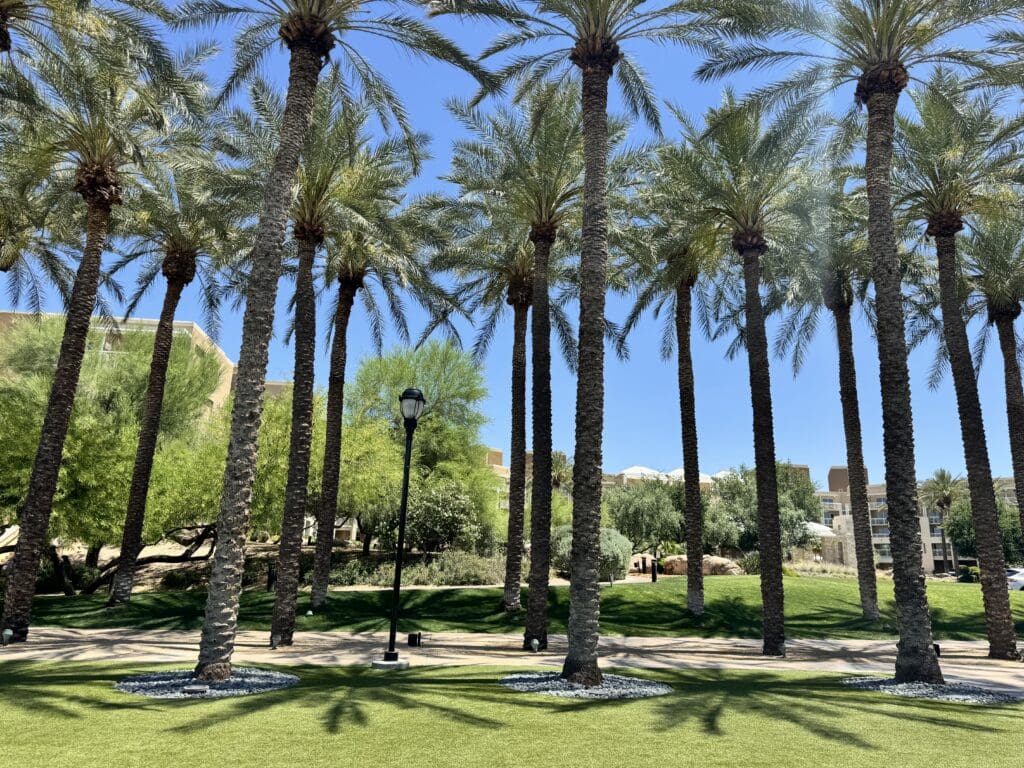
[660,554,744,576]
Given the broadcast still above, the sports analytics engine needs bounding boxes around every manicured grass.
[1,661,1020,768]
[19,575,1024,640]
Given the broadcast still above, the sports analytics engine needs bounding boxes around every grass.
[19,575,1024,640]
[1,661,1020,767]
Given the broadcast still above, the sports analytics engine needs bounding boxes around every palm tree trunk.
[503,301,529,612]
[270,236,318,645]
[832,303,879,620]
[937,511,951,574]
[933,230,1017,659]
[1,199,111,641]
[561,48,616,687]
[194,42,324,681]
[738,242,785,657]
[108,275,188,606]
[310,279,357,609]
[863,84,942,683]
[524,227,554,650]
[995,315,1024,528]
[675,280,704,616]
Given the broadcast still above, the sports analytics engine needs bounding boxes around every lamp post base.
[371,658,410,671]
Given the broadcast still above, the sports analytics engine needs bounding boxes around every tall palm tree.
[693,0,1024,683]
[307,136,449,612]
[894,75,1019,659]
[106,161,238,605]
[776,179,880,621]
[678,93,821,656]
[0,33,204,642]
[178,0,488,680]
[963,218,1024,527]
[621,149,720,617]
[435,0,714,687]
[431,88,586,630]
[920,469,965,573]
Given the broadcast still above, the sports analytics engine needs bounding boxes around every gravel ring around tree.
[841,676,1021,705]
[500,672,672,700]
[116,668,300,699]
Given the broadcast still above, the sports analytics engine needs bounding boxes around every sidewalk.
[4,627,1024,695]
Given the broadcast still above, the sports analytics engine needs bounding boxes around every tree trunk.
[503,301,529,612]
[85,543,102,569]
[832,303,879,620]
[738,242,785,657]
[937,509,951,574]
[270,236,318,645]
[933,231,1017,659]
[194,42,324,681]
[47,545,75,596]
[309,280,357,609]
[561,50,615,688]
[864,85,942,683]
[1,199,111,641]
[524,228,554,650]
[995,315,1024,529]
[675,281,704,616]
[108,276,188,606]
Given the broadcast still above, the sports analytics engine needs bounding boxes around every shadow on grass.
[1,661,1018,750]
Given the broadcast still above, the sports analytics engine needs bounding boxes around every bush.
[958,565,981,583]
[739,552,760,575]
[402,480,482,553]
[160,565,210,591]
[551,526,633,582]
[404,551,507,586]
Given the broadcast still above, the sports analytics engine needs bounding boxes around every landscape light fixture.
[1,628,12,647]
[378,388,426,667]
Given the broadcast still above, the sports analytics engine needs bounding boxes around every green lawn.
[20,575,1024,640]
[1,661,1019,768]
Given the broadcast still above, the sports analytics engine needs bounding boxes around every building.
[816,465,1012,574]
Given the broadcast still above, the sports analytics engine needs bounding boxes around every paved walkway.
[4,628,1024,695]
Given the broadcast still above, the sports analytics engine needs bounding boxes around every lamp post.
[378,387,426,667]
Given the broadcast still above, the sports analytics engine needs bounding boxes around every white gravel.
[500,672,672,700]
[840,676,1021,705]
[116,668,299,699]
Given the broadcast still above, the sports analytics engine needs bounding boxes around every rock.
[660,555,744,576]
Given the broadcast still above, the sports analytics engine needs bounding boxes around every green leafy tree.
[606,480,681,555]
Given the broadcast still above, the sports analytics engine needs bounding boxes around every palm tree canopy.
[920,468,966,511]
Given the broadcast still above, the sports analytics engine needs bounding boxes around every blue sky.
[4,15,1017,491]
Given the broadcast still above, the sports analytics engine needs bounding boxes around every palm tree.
[431,89,586,631]
[963,218,1024,528]
[178,0,488,680]
[307,134,448,612]
[920,469,965,573]
[776,178,880,621]
[434,0,714,687]
[621,148,721,617]
[893,75,1019,659]
[678,93,821,656]
[0,33,203,642]
[106,161,238,606]
[693,0,1022,684]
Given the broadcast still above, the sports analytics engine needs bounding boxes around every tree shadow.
[1,661,1018,751]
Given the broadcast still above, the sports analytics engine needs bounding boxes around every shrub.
[160,565,210,591]
[403,480,482,553]
[958,565,981,583]
[739,552,760,575]
[552,526,633,582]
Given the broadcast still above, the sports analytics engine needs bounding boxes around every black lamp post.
[382,387,426,664]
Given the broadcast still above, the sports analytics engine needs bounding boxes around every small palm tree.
[679,93,821,656]
[894,73,1020,659]
[963,218,1024,528]
[693,0,1021,684]
[433,0,713,686]
[920,469,965,573]
[0,32,204,642]
[178,0,489,680]
[621,142,722,618]
[775,177,880,621]
[106,160,239,606]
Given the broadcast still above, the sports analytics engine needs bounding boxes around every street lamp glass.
[399,388,426,421]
